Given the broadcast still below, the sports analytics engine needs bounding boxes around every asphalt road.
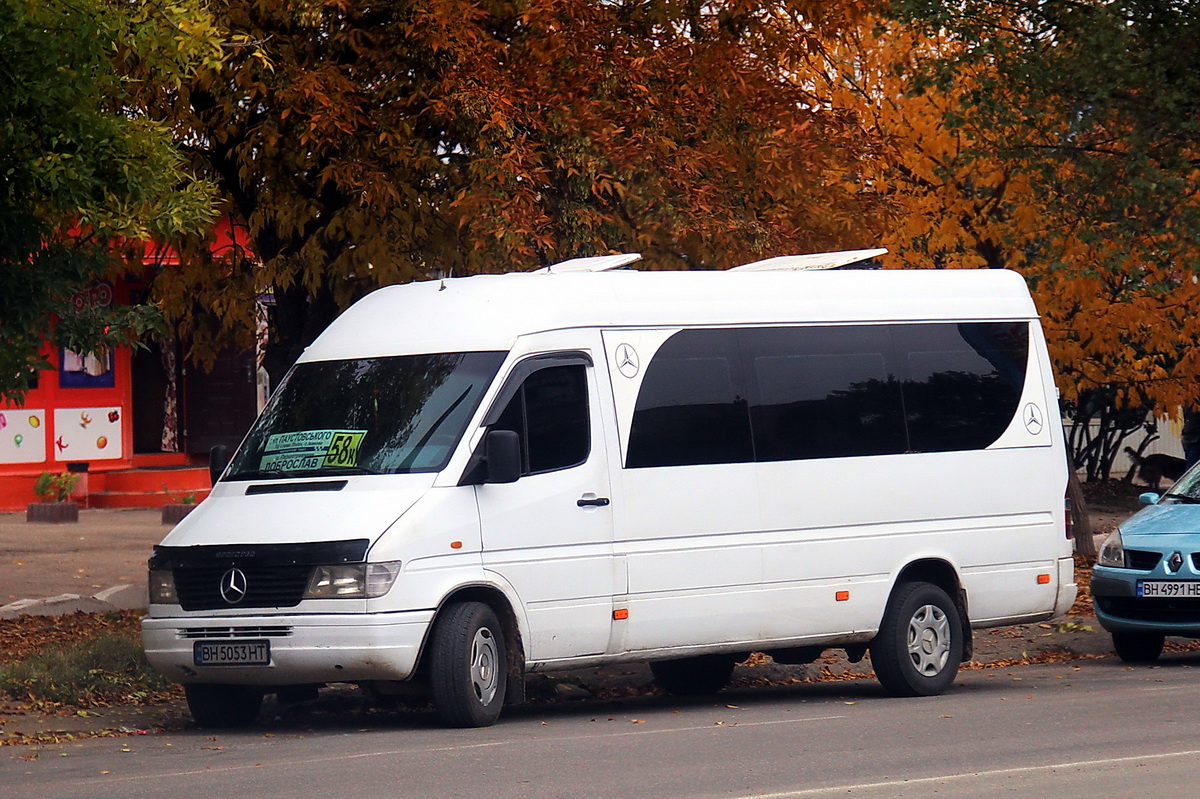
[5,653,1200,799]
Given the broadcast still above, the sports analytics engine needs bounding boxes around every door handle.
[577,496,611,507]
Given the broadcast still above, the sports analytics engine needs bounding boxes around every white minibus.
[142,253,1076,728]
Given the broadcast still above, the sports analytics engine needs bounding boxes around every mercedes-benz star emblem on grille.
[1169,551,1184,573]
[615,343,640,378]
[219,568,249,604]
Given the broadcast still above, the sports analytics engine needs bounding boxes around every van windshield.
[225,351,506,480]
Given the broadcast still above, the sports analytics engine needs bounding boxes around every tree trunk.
[1068,466,1096,560]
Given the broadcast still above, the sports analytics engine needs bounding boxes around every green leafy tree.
[0,0,224,402]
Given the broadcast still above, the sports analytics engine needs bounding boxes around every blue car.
[1093,465,1200,662]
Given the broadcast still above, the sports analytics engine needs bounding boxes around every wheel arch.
[419,584,528,704]
[889,558,973,661]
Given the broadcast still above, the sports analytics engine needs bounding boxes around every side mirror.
[209,445,229,486]
[485,430,521,484]
[1139,492,1160,506]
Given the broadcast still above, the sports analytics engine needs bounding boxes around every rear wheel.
[184,684,263,729]
[871,581,963,697]
[1112,631,1165,663]
[650,654,736,696]
[429,601,507,727]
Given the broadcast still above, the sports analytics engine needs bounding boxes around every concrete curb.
[0,584,146,620]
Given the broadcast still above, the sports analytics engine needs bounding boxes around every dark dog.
[1124,447,1189,491]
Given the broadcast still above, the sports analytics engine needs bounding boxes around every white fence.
[1067,414,1185,475]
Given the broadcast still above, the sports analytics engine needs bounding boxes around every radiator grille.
[174,565,311,612]
[1125,550,1162,571]
[179,626,293,639]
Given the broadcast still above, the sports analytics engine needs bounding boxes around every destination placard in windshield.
[260,429,366,472]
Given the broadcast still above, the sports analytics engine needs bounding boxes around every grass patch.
[0,631,174,708]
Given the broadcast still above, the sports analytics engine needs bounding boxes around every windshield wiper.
[1161,492,1200,504]
[397,386,473,469]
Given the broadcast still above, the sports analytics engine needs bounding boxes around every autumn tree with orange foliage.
[815,3,1200,480]
[144,0,886,382]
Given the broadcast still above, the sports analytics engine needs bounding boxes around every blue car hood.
[1121,503,1200,537]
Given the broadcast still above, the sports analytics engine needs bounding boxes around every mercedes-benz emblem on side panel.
[220,567,248,604]
[615,343,640,378]
[1023,403,1044,435]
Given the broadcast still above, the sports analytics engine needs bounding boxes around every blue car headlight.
[1097,530,1126,568]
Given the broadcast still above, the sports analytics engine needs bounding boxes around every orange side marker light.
[1037,573,1051,584]
[613,609,629,620]
[835,591,850,602]
[450,541,463,550]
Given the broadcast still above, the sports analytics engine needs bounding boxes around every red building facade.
[0,222,260,511]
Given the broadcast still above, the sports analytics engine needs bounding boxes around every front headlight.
[1097,530,1126,568]
[148,569,178,604]
[303,562,402,599]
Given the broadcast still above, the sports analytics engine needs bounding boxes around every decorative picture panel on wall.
[52,407,123,461]
[0,410,47,464]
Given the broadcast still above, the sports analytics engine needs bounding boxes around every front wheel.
[871,581,963,697]
[184,684,263,729]
[650,654,736,696]
[429,601,507,727]
[1112,631,1164,663]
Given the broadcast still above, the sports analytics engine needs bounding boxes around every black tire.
[871,581,963,697]
[429,601,507,727]
[1113,631,1165,663]
[650,654,736,696]
[184,683,264,729]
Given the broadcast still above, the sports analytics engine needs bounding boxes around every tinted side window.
[626,329,753,468]
[742,326,907,461]
[491,365,589,474]
[898,322,1029,452]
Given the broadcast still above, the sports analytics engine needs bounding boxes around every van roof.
[300,268,1039,362]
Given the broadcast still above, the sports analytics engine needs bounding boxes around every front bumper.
[142,609,435,686]
[1092,566,1200,637]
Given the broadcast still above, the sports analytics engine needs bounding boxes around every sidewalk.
[0,508,168,618]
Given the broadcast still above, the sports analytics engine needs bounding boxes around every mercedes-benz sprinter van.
[143,254,1076,728]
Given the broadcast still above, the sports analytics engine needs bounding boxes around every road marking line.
[732,747,1200,798]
